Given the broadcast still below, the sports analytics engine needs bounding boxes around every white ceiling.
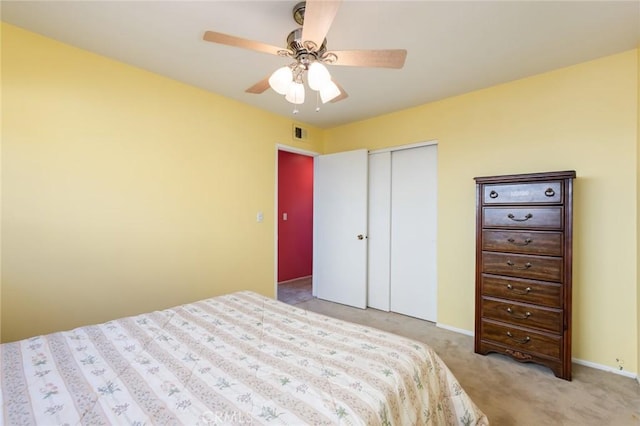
[2,1,639,128]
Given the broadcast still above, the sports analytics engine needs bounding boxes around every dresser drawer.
[482,252,563,282]
[481,297,562,333]
[481,274,562,308]
[481,320,561,359]
[483,181,562,204]
[482,230,562,255]
[483,207,563,229]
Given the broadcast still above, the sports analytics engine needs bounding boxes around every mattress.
[2,291,488,425]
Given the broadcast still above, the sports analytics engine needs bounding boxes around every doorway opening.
[276,148,315,305]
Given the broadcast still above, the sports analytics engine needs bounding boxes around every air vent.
[293,125,308,141]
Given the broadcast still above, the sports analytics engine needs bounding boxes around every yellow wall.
[637,46,640,380]
[325,50,639,374]
[0,23,323,342]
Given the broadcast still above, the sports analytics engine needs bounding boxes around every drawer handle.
[507,213,533,222]
[507,307,531,319]
[507,237,532,246]
[545,188,555,197]
[506,260,532,270]
[506,331,531,344]
[489,190,499,199]
[506,284,532,295]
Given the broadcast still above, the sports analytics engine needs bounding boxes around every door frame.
[368,140,438,155]
[274,144,320,299]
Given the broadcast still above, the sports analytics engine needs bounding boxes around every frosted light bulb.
[308,62,331,91]
[268,66,293,95]
[319,80,341,103]
[285,82,305,104]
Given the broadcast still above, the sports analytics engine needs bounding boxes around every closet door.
[367,152,391,311]
[390,145,437,321]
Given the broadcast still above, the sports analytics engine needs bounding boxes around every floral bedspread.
[1,291,488,425]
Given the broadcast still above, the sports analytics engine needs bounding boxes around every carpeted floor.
[278,278,640,425]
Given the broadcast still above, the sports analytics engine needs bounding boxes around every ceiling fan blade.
[246,75,271,94]
[330,80,348,103]
[203,31,284,56]
[330,49,407,69]
[301,0,341,49]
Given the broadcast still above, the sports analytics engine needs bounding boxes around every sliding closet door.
[390,145,437,321]
[367,152,391,311]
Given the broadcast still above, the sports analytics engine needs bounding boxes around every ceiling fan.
[202,0,407,112]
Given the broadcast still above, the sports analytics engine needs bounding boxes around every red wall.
[278,150,313,282]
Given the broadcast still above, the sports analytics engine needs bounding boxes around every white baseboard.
[572,358,638,380]
[436,323,474,337]
[435,323,639,381]
[277,275,311,285]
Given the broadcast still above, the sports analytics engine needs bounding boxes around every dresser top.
[474,170,576,184]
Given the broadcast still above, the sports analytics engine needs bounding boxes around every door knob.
[357,234,365,240]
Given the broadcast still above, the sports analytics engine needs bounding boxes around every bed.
[1,291,488,425]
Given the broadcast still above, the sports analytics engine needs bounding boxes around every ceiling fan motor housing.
[287,28,327,63]
[293,2,306,25]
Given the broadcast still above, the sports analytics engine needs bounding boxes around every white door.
[390,145,438,321]
[367,152,391,311]
[313,149,369,309]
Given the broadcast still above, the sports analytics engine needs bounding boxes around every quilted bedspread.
[2,291,488,425]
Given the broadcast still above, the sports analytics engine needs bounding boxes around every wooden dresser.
[474,171,575,380]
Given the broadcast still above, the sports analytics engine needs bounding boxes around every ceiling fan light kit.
[271,60,339,106]
[202,0,407,114]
